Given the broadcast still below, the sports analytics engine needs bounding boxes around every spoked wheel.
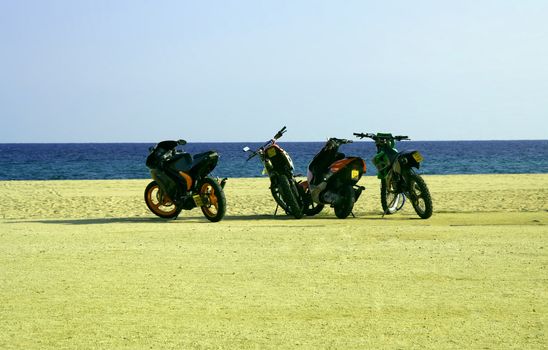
[276,175,304,219]
[406,173,433,219]
[381,179,405,215]
[144,181,181,219]
[199,177,226,222]
[334,185,355,219]
[270,183,290,213]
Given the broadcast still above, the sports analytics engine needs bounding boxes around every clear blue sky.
[1,0,547,142]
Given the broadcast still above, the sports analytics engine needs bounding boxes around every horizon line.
[1,138,547,144]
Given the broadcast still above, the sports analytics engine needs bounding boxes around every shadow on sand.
[9,211,424,225]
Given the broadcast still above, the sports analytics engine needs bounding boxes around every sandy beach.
[1,174,546,349]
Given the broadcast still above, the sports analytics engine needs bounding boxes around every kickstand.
[351,211,356,218]
[274,204,279,215]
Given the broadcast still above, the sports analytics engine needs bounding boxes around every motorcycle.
[243,126,304,219]
[353,132,433,219]
[300,138,366,219]
[144,139,227,222]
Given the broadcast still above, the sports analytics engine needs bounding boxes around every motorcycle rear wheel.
[144,181,181,219]
[276,175,304,219]
[334,185,355,219]
[199,177,226,222]
[407,173,433,219]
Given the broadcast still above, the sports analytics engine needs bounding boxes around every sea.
[0,140,547,180]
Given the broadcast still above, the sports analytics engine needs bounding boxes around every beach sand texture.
[1,174,547,349]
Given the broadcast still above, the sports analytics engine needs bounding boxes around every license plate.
[351,169,360,180]
[412,151,423,163]
[267,147,276,157]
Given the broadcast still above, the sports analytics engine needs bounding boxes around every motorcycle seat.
[168,152,193,171]
[193,151,217,163]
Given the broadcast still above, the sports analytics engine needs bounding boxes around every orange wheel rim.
[147,185,177,216]
[200,183,219,217]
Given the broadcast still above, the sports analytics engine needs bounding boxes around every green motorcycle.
[354,132,433,219]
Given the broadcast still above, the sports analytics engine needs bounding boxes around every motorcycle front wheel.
[276,175,304,219]
[199,177,226,222]
[406,173,433,219]
[380,179,405,215]
[334,185,355,219]
[144,181,181,219]
[298,183,324,216]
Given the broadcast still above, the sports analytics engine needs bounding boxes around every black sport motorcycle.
[144,139,227,222]
[354,132,433,219]
[243,126,304,219]
[301,138,366,219]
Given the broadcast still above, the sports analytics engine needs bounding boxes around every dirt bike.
[144,139,227,222]
[300,138,366,219]
[354,132,433,219]
[243,126,304,219]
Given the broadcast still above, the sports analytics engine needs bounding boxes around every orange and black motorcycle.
[300,138,366,219]
[144,139,226,222]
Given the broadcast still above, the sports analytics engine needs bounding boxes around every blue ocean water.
[0,140,547,180]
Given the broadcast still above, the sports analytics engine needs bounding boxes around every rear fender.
[330,157,366,173]
[398,150,422,169]
[328,157,366,187]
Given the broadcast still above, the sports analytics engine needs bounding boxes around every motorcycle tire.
[380,179,405,215]
[277,175,304,219]
[298,184,325,216]
[144,181,182,219]
[270,184,290,213]
[198,177,227,222]
[304,202,324,216]
[334,185,355,219]
[406,173,433,219]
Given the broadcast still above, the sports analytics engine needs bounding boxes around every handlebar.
[354,132,410,141]
[246,151,258,161]
[329,137,353,145]
[243,126,287,161]
[273,126,287,140]
[353,132,376,140]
